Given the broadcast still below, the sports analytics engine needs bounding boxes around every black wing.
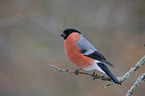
[81,49,115,68]
[81,49,106,61]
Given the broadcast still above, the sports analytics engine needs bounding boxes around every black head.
[61,28,81,39]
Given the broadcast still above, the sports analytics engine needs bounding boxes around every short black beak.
[61,33,66,38]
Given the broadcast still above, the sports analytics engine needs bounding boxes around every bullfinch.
[61,28,121,84]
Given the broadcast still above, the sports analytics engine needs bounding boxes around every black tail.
[98,63,121,84]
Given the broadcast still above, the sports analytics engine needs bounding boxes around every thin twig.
[48,64,111,81]
[126,73,145,96]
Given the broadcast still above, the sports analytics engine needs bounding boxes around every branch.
[48,55,145,90]
[105,55,145,88]
[48,64,111,81]
[126,73,145,96]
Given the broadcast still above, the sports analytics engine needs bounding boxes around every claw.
[74,68,82,75]
[74,70,80,75]
[91,70,96,80]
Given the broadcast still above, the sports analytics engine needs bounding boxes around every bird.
[61,28,121,84]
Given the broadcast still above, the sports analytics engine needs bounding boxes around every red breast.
[64,33,94,68]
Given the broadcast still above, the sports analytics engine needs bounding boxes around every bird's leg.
[91,70,96,80]
[74,68,82,75]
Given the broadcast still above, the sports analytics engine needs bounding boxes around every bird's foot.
[74,70,79,75]
[91,71,96,80]
[74,68,82,75]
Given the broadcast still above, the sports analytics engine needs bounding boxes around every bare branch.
[48,55,145,93]
[126,73,145,96]
[48,64,111,81]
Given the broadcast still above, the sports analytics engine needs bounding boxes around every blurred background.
[0,0,145,96]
